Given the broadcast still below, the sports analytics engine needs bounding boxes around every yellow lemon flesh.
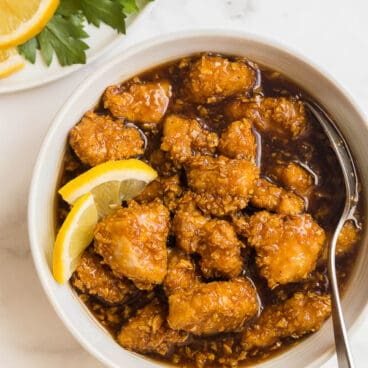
[0,47,25,78]
[0,0,59,49]
[59,159,158,218]
[53,193,98,284]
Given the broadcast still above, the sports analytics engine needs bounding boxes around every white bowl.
[28,30,368,368]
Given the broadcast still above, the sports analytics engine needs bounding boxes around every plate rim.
[0,1,156,94]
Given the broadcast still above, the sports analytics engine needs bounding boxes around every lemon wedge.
[53,159,157,284]
[0,0,59,49]
[0,47,25,78]
[59,159,158,218]
[53,192,98,284]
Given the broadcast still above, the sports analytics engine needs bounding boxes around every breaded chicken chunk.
[184,55,255,104]
[94,200,170,290]
[161,115,219,165]
[321,220,360,261]
[135,175,183,211]
[225,97,308,139]
[230,212,250,238]
[103,80,171,128]
[186,155,259,216]
[173,194,243,279]
[164,248,200,296]
[336,221,359,256]
[69,111,144,166]
[218,118,257,161]
[245,211,326,288]
[172,192,210,253]
[168,278,259,335]
[118,299,189,356]
[198,220,243,279]
[271,162,313,195]
[72,249,136,305]
[149,149,181,176]
[242,292,331,350]
[250,178,305,215]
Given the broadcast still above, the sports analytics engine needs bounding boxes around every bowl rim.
[28,28,368,368]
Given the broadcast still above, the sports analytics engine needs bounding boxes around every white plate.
[0,1,155,94]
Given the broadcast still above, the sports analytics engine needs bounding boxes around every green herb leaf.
[17,0,155,68]
[80,0,126,33]
[17,38,39,64]
[38,29,54,66]
[56,0,82,17]
[42,14,89,66]
[117,0,139,14]
[51,13,89,39]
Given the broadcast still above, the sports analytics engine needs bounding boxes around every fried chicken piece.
[245,211,326,288]
[271,162,314,195]
[250,178,305,215]
[72,249,136,305]
[186,155,259,216]
[230,212,250,238]
[69,111,144,166]
[198,220,243,279]
[218,118,257,161]
[184,55,255,104]
[161,115,219,165]
[118,299,189,356]
[242,292,331,350]
[172,192,210,253]
[225,97,308,139]
[336,221,359,256]
[133,179,162,203]
[94,200,170,290]
[135,175,183,211]
[103,80,171,128]
[320,221,360,262]
[159,175,183,211]
[164,248,200,296]
[149,149,181,176]
[173,193,243,279]
[168,278,259,335]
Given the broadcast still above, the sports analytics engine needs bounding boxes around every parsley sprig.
[18,0,153,67]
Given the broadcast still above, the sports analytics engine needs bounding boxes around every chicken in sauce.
[57,53,362,367]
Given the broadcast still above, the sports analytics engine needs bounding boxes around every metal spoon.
[305,101,358,368]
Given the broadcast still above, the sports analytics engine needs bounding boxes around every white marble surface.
[1,0,367,367]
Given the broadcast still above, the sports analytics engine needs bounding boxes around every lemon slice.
[59,159,158,217]
[53,192,98,284]
[0,47,25,78]
[0,0,59,49]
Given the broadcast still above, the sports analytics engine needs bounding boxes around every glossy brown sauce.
[57,53,363,367]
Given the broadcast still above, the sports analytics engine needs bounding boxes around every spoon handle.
[328,217,355,368]
[305,101,358,368]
